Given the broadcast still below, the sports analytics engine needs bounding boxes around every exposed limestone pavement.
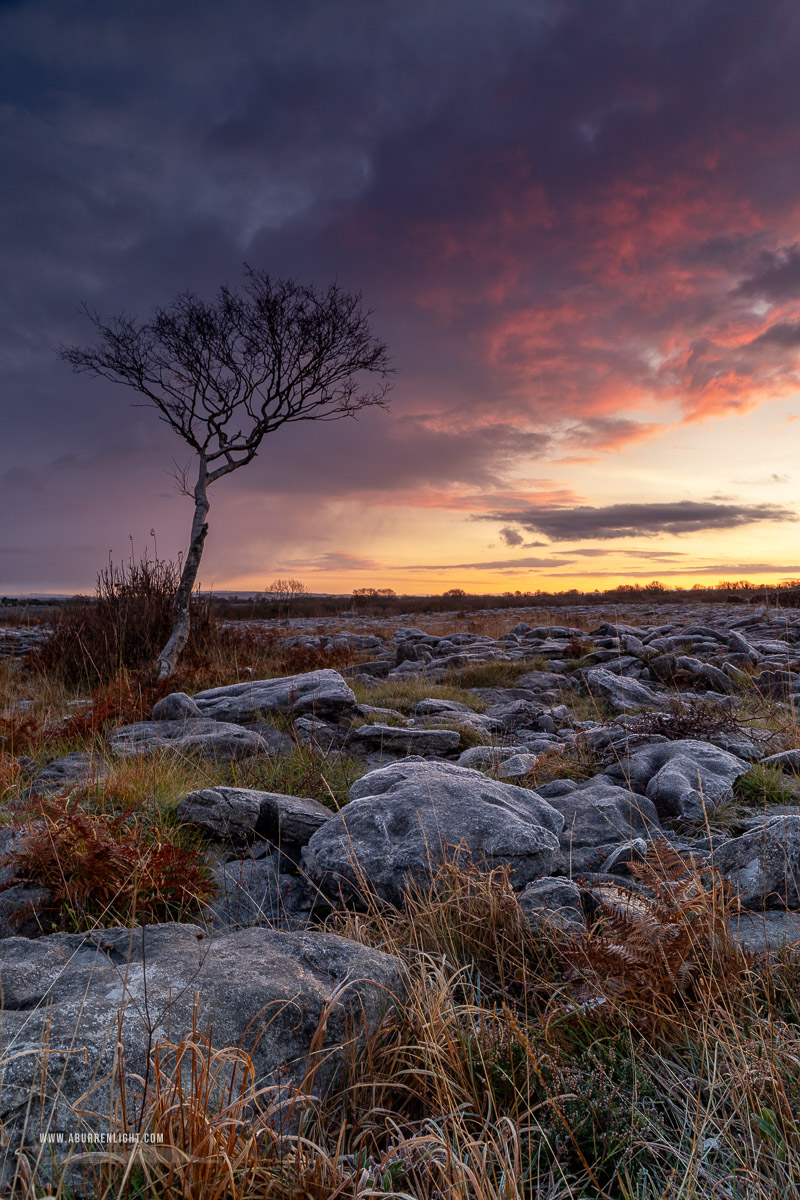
[3,601,800,1182]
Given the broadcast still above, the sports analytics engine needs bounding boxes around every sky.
[2,0,800,596]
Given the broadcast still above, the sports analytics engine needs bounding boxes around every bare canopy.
[59,266,393,676]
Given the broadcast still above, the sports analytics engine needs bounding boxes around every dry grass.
[5,604,800,1198]
[8,822,800,1199]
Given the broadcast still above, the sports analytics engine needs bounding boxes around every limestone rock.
[151,691,202,721]
[108,718,269,760]
[714,816,800,908]
[582,667,663,713]
[518,877,586,933]
[193,669,356,722]
[346,723,461,757]
[606,739,749,821]
[0,924,404,1188]
[177,787,264,840]
[542,782,662,875]
[303,759,564,906]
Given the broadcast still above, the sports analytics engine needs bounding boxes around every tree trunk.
[156,458,210,679]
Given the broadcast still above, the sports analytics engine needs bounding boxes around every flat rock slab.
[0,924,403,1188]
[727,911,800,953]
[178,787,334,850]
[303,759,564,907]
[193,669,356,722]
[28,752,107,794]
[108,718,269,759]
[347,723,461,756]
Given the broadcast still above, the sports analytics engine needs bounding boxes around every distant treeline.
[4,579,800,625]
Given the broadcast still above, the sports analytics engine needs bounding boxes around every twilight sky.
[2,0,800,595]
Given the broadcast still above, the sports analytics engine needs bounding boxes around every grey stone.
[496,753,543,780]
[543,782,662,875]
[347,723,461,757]
[674,656,736,695]
[582,667,663,713]
[727,910,800,953]
[357,705,407,722]
[293,715,343,751]
[255,790,334,852]
[536,779,580,797]
[414,698,477,715]
[607,739,750,821]
[247,722,296,756]
[0,883,55,939]
[486,699,543,730]
[151,691,203,721]
[0,924,404,1189]
[28,752,106,794]
[108,718,270,760]
[204,856,318,931]
[193,669,357,722]
[762,749,800,773]
[177,787,263,840]
[600,838,648,874]
[714,816,800,908]
[303,759,564,906]
[518,877,586,933]
[457,745,527,769]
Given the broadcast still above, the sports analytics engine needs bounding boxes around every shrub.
[36,551,181,685]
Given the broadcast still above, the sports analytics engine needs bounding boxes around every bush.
[36,551,206,685]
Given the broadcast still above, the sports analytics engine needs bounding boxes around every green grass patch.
[224,744,365,810]
[444,657,549,689]
[734,762,798,807]
[351,676,489,714]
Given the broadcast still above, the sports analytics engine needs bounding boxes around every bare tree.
[58,267,393,676]
[264,577,308,618]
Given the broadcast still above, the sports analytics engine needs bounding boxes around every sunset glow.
[2,2,799,594]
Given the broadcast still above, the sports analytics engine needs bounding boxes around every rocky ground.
[2,601,800,1196]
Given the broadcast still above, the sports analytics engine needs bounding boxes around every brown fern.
[561,839,748,1029]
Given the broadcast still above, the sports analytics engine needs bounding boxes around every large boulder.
[714,816,800,909]
[108,718,269,760]
[302,759,564,906]
[541,781,662,875]
[192,669,356,722]
[0,924,403,1190]
[606,739,750,821]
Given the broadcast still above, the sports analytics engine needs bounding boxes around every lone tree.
[59,267,393,676]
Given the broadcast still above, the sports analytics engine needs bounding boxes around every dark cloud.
[407,557,571,571]
[499,527,524,546]
[747,320,800,349]
[736,245,800,302]
[2,1,800,587]
[484,502,798,541]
